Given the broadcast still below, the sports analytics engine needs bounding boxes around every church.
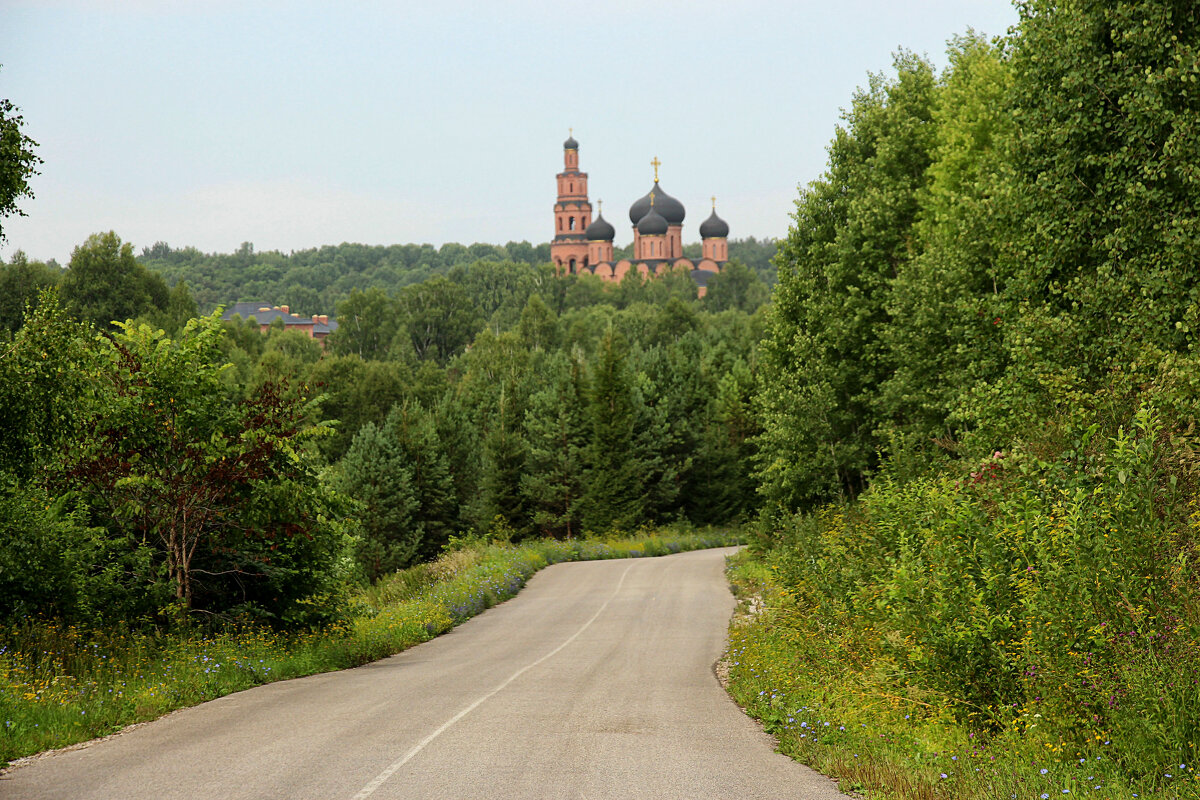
[550,133,729,295]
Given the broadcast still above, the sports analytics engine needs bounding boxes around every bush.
[767,405,1200,776]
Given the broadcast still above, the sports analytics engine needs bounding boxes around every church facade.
[550,133,729,295]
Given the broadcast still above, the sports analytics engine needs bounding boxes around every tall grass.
[728,406,1200,798]
[0,527,740,767]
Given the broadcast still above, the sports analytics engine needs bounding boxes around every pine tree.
[382,402,457,559]
[431,389,481,534]
[522,351,589,537]
[630,361,681,523]
[336,422,420,580]
[581,329,644,532]
[689,360,760,524]
[480,383,531,538]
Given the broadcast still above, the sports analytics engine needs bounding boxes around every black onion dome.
[654,187,685,225]
[637,207,669,236]
[564,134,579,149]
[585,213,615,241]
[699,209,729,238]
[628,184,685,226]
[628,188,652,224]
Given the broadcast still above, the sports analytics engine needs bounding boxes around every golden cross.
[569,127,573,137]
[649,190,656,206]
[597,199,603,214]
[650,156,661,182]
[711,195,716,210]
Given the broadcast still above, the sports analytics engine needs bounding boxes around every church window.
[569,258,576,273]
[569,216,576,231]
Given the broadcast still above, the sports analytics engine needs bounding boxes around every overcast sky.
[1,0,1020,264]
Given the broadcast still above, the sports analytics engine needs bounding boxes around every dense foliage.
[753,1,1200,792]
[132,236,778,314]
[0,67,41,244]
[0,299,347,627]
[1,238,768,618]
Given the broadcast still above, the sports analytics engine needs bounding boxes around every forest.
[0,232,770,622]
[2,0,1199,793]
[131,235,777,314]
[735,1,1200,796]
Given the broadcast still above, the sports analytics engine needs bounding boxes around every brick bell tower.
[551,130,592,275]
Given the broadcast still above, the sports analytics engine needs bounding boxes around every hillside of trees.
[131,236,777,315]
[749,0,1200,789]
[0,234,771,623]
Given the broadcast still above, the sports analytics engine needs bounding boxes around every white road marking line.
[349,562,636,800]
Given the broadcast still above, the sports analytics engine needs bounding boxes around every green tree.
[970,0,1200,441]
[0,74,42,244]
[581,329,645,532]
[60,231,169,329]
[308,356,412,461]
[398,275,483,364]
[382,402,458,559]
[516,293,561,352]
[157,279,200,333]
[0,290,96,479]
[336,422,420,580]
[450,260,538,328]
[430,387,481,533]
[0,481,135,624]
[522,352,589,537]
[702,259,770,313]
[879,33,1013,460]
[688,360,760,523]
[55,312,344,622]
[726,237,779,284]
[480,384,532,538]
[329,287,400,361]
[0,250,59,332]
[757,52,939,510]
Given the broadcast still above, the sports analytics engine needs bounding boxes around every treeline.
[0,243,769,625]
[0,232,197,334]
[755,0,1200,781]
[132,236,778,314]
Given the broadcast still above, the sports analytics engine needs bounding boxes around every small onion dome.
[699,208,729,238]
[637,207,669,236]
[586,213,615,241]
[629,184,685,225]
[564,134,579,150]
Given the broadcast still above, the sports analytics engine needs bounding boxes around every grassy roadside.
[0,528,740,767]
[723,549,1197,800]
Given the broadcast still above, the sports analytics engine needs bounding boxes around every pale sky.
[0,0,1020,265]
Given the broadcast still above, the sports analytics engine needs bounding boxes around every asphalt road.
[1,547,850,799]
